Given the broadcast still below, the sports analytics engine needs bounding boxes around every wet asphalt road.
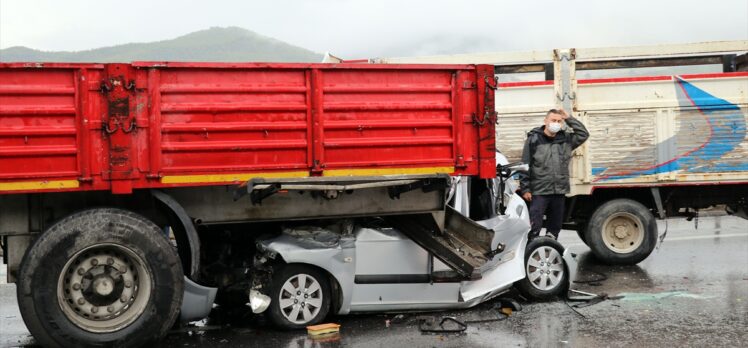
[1,215,747,348]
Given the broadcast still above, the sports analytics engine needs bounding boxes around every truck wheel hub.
[57,243,152,333]
[93,276,115,296]
[614,225,628,239]
[279,273,323,324]
[526,246,564,291]
[602,213,645,254]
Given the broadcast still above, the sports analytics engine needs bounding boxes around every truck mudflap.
[179,276,218,322]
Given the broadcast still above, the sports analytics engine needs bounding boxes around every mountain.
[0,27,323,63]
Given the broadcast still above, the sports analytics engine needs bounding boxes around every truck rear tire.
[584,199,657,265]
[17,208,184,348]
[515,237,569,301]
[267,264,331,330]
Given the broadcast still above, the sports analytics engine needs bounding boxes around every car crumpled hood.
[459,213,529,302]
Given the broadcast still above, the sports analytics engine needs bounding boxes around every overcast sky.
[1,0,746,58]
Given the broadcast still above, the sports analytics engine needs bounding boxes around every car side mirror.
[508,163,529,175]
[498,162,528,178]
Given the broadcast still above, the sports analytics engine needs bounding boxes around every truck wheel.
[17,208,184,348]
[584,199,657,265]
[267,264,331,330]
[515,237,568,301]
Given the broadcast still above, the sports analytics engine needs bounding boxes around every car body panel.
[461,193,530,301]
[258,230,357,314]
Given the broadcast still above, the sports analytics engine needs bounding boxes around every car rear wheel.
[17,208,183,348]
[515,237,568,301]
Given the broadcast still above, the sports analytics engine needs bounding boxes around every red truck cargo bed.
[0,62,496,194]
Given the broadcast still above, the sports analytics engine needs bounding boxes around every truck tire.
[584,199,657,265]
[515,237,568,301]
[267,264,331,330]
[17,208,184,348]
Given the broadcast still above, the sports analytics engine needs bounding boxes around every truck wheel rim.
[57,243,152,333]
[526,246,564,291]
[278,273,323,324]
[601,212,645,254]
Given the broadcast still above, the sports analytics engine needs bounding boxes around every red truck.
[1,62,509,346]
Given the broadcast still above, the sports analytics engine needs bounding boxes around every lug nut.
[120,295,129,303]
[107,306,115,313]
[91,259,98,266]
[107,257,114,265]
[72,283,81,291]
[77,268,86,275]
[77,298,86,305]
[124,280,132,288]
[91,307,99,313]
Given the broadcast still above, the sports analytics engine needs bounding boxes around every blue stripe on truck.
[593,77,747,181]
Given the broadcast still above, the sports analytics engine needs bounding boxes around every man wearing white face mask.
[519,109,589,240]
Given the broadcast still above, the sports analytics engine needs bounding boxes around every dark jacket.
[519,117,589,195]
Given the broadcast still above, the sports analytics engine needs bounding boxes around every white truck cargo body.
[373,41,748,264]
[496,71,748,193]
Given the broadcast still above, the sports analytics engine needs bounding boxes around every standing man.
[520,109,589,240]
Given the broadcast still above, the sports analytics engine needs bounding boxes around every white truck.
[369,41,748,264]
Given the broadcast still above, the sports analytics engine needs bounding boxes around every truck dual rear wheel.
[17,208,184,348]
[584,199,657,265]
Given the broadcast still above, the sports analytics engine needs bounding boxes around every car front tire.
[267,264,331,330]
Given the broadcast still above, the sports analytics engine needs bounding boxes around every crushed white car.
[251,154,577,329]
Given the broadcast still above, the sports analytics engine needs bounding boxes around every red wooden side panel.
[147,63,488,185]
[155,68,310,175]
[0,68,78,179]
[320,68,461,172]
[0,63,495,194]
[0,65,105,192]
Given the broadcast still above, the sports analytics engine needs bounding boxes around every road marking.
[659,232,748,242]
